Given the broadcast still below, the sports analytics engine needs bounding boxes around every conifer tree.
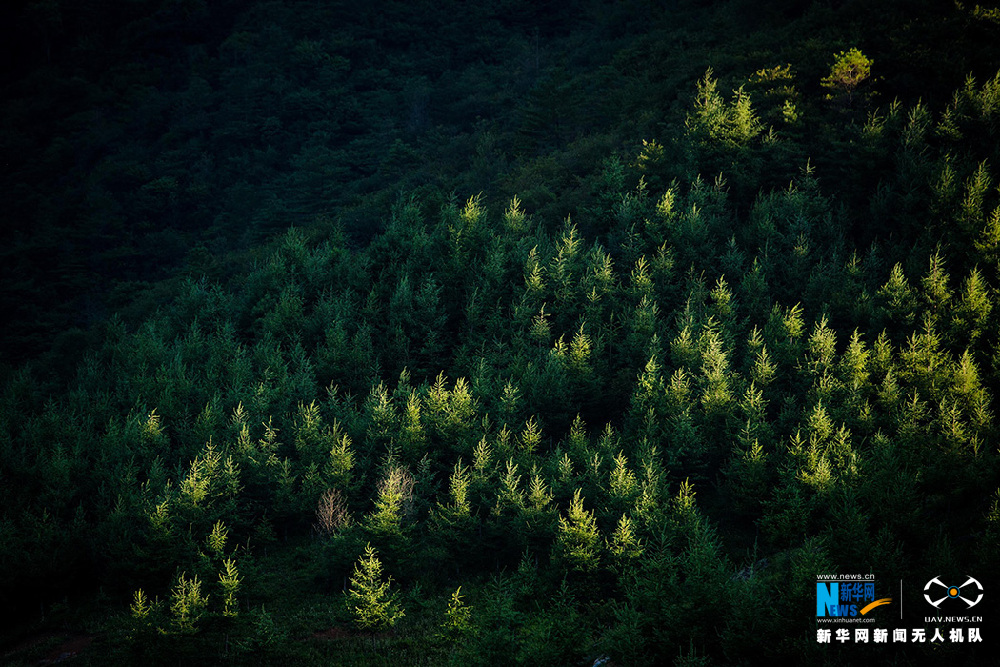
[494,459,525,516]
[686,69,763,147]
[608,452,639,515]
[218,558,242,618]
[431,459,477,555]
[131,589,153,621]
[838,330,870,392]
[554,489,601,572]
[921,251,952,320]
[973,207,1000,267]
[168,573,209,634]
[821,48,873,109]
[442,586,473,638]
[324,425,355,493]
[205,520,228,557]
[950,267,993,345]
[878,264,918,331]
[806,315,837,379]
[365,464,414,539]
[607,514,644,570]
[725,437,770,515]
[346,544,404,631]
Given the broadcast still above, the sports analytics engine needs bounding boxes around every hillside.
[2,1,999,664]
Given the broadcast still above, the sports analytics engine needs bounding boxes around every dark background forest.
[2,0,999,664]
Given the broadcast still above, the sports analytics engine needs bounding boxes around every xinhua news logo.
[817,578,892,618]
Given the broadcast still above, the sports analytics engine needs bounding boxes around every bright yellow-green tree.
[821,48,873,107]
[346,544,404,630]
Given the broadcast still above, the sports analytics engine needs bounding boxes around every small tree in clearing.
[346,544,404,631]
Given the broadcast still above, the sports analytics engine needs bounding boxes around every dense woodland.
[2,0,1000,664]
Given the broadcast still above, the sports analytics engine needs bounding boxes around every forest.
[1,0,999,664]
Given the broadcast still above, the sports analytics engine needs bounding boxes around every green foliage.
[607,514,644,568]
[821,48,874,108]
[555,489,602,572]
[130,588,153,621]
[347,544,404,631]
[205,520,228,556]
[168,573,209,634]
[442,586,473,638]
[686,69,764,147]
[364,464,414,539]
[218,558,242,618]
[725,438,771,515]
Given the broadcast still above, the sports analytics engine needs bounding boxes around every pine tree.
[493,457,525,511]
[205,520,228,556]
[131,589,153,621]
[877,263,918,331]
[838,330,870,392]
[399,390,428,463]
[555,489,601,572]
[950,267,993,345]
[324,425,355,492]
[442,586,473,638]
[920,251,952,320]
[821,48,873,109]
[608,452,639,514]
[958,161,991,237]
[607,514,643,569]
[364,463,414,542]
[686,69,763,146]
[168,573,209,633]
[432,459,475,537]
[973,207,1000,267]
[519,416,543,455]
[346,544,404,631]
[806,315,837,379]
[748,327,778,388]
[218,558,242,618]
[725,438,770,515]
[698,319,735,421]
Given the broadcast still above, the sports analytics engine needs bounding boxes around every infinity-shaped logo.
[924,576,984,609]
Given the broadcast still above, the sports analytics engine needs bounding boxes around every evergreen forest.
[2,0,1000,664]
